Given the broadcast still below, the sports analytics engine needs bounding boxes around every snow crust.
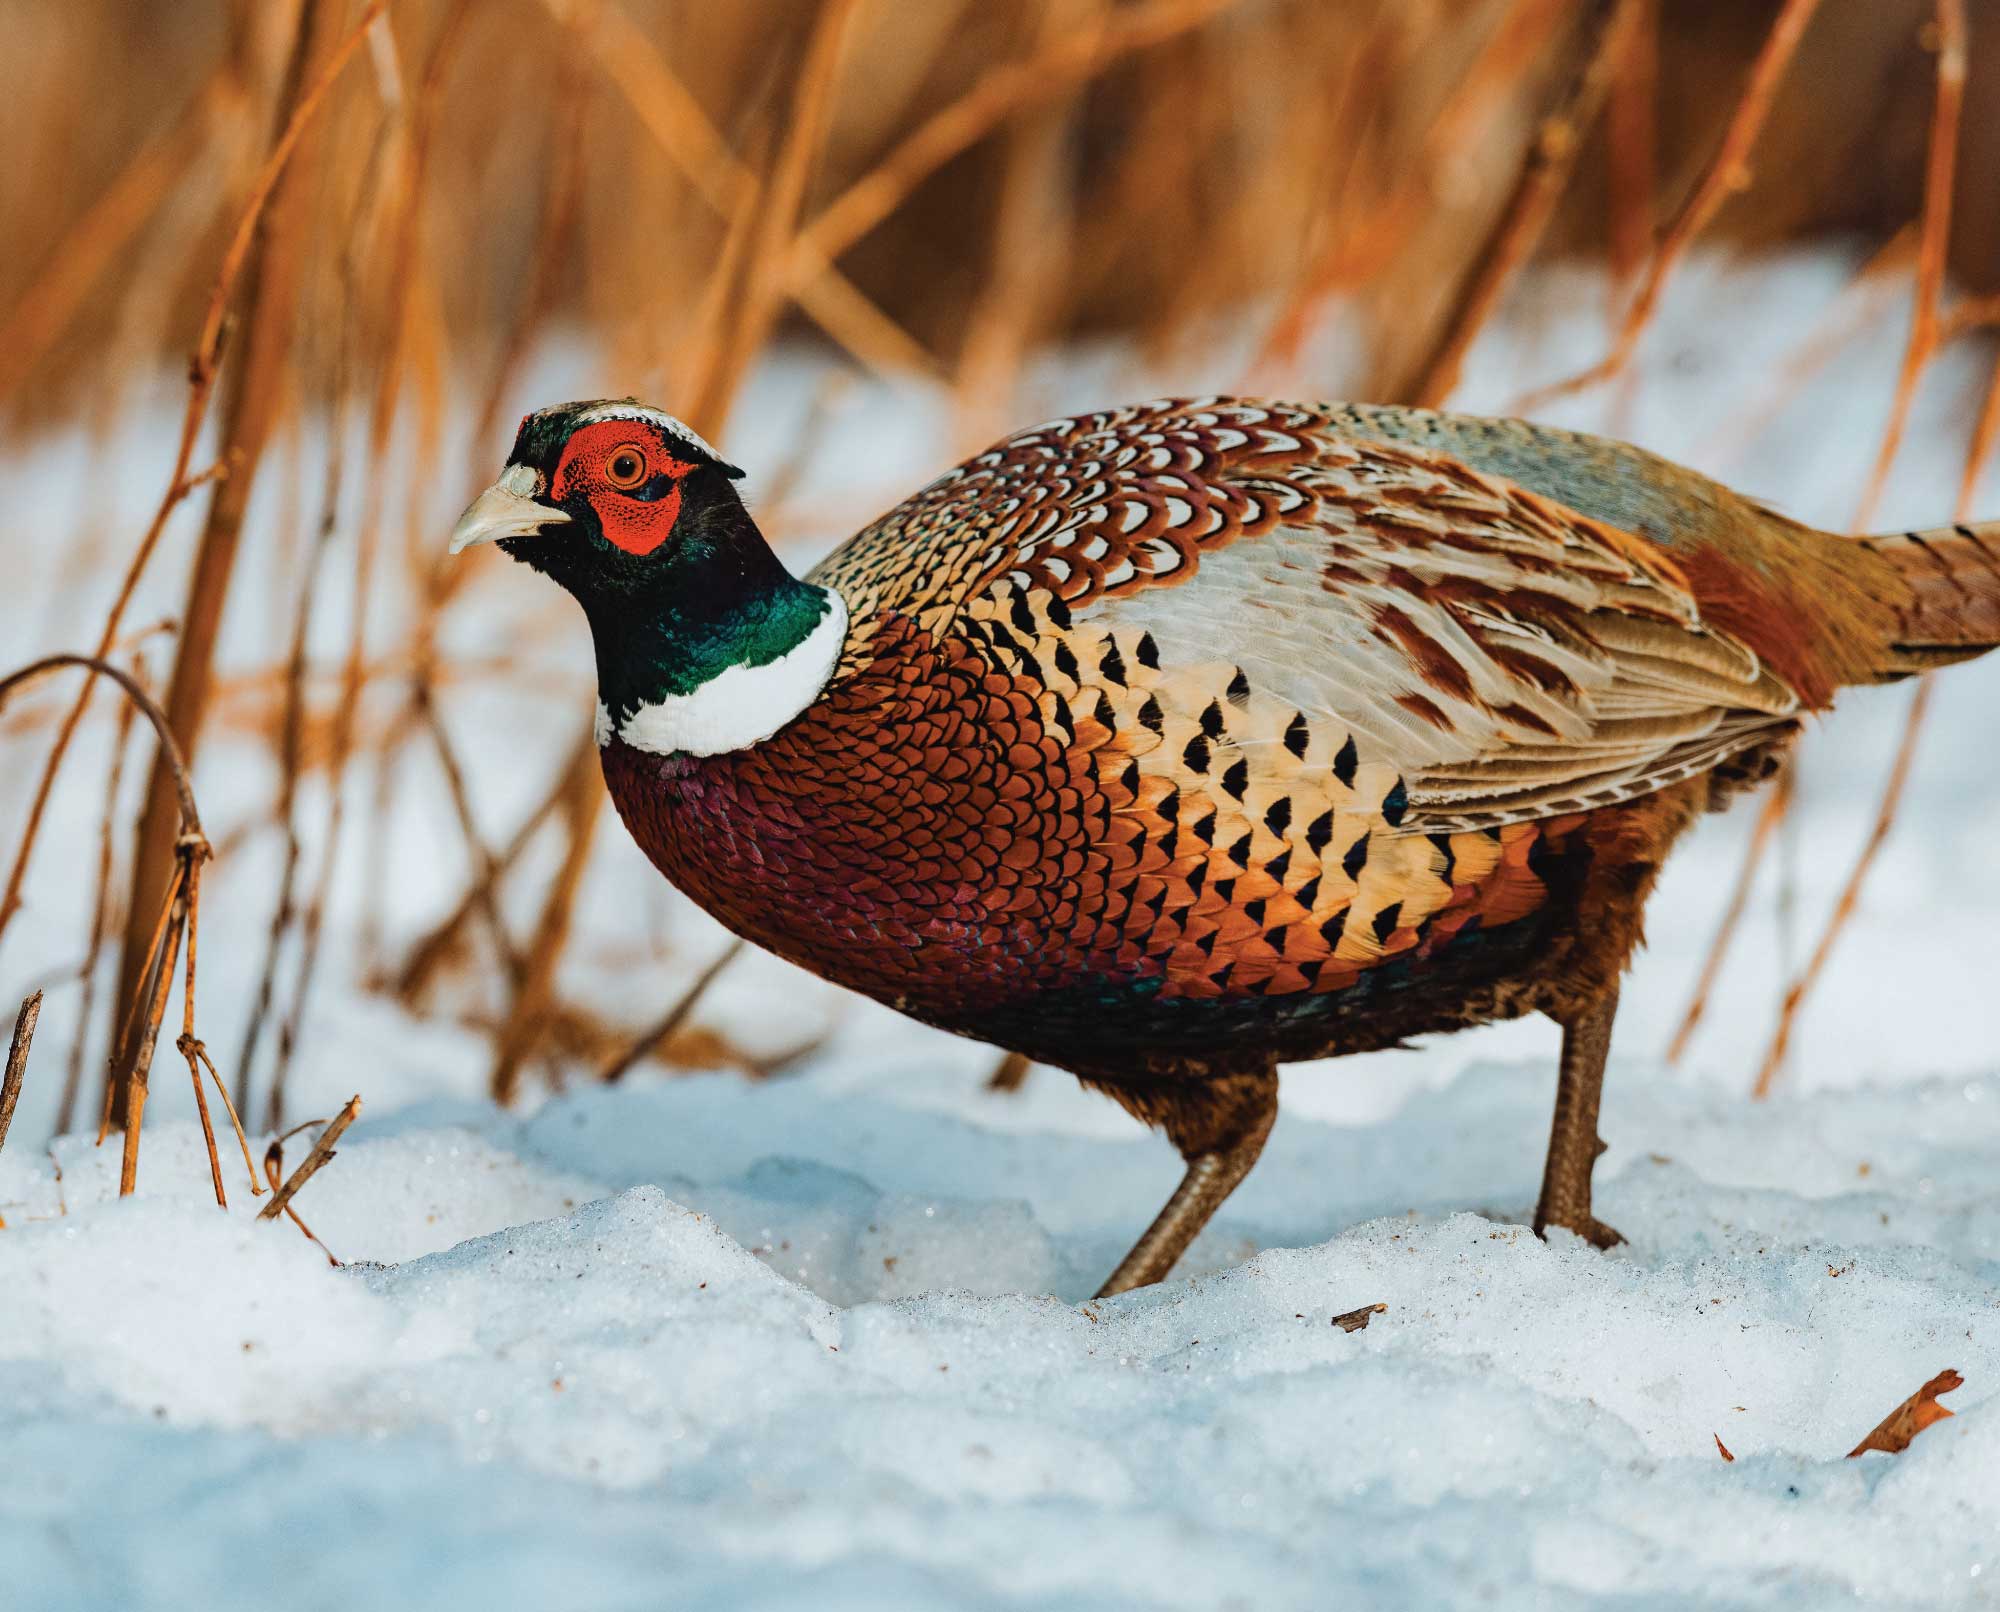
[3,251,1999,1608]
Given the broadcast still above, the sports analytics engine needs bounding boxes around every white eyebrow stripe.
[566,402,727,464]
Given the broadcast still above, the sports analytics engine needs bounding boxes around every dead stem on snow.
[0,992,43,1184]
[258,1094,362,1263]
[55,660,145,1137]
[0,655,217,1197]
[1752,0,1973,1099]
[258,1096,364,1240]
[1664,761,1793,1067]
[0,0,388,970]
[601,940,749,1085]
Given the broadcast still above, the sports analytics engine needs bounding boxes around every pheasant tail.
[1861,520,2000,672]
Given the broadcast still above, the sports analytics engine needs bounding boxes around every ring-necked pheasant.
[453,397,2000,1294]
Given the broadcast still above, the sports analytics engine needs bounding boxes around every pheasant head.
[452,399,846,755]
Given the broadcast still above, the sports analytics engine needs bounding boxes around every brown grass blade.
[1511,0,1824,410]
[1407,0,1640,407]
[1752,0,1969,1099]
[0,0,386,956]
[785,0,1243,289]
[257,1094,361,1225]
[601,940,747,1085]
[0,991,42,1166]
[1665,760,1792,1066]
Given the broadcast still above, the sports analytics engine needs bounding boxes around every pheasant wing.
[813,398,1804,835]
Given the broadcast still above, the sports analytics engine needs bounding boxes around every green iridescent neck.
[589,565,832,722]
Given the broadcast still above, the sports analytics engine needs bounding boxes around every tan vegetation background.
[1,0,1995,1191]
[9,0,2000,414]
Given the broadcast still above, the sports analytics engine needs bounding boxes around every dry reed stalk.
[353,2,534,941]
[1511,0,1825,410]
[953,0,1093,449]
[600,939,748,1084]
[261,1135,326,1251]
[783,0,1245,298]
[1256,0,1583,373]
[262,2,475,1132]
[1663,231,1918,1060]
[1940,292,2000,340]
[0,655,211,1196]
[1406,0,1638,408]
[168,848,231,1206]
[0,992,41,1171]
[234,413,346,1109]
[119,869,189,1195]
[180,1033,262,1203]
[0,67,243,405]
[113,0,365,1105]
[416,700,526,989]
[1751,680,1934,1100]
[1663,759,1793,1066]
[1602,0,1657,294]
[464,35,591,480]
[1751,0,1969,1101]
[257,1093,360,1250]
[668,133,777,411]
[1692,226,1919,470]
[489,743,605,1103]
[237,38,403,1120]
[0,991,39,1228]
[55,663,144,1136]
[392,732,588,1005]
[686,0,864,438]
[573,0,935,381]
[0,0,385,965]
[100,859,185,1147]
[236,19,404,1113]
[1850,0,1967,534]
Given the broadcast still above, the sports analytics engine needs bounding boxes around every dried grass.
[0,0,1992,1135]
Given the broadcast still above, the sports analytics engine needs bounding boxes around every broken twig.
[258,1094,361,1226]
[601,940,747,1084]
[0,991,43,1165]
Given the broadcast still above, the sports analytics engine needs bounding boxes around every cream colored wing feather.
[814,398,1806,834]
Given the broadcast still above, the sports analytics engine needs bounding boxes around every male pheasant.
[453,397,2000,1294]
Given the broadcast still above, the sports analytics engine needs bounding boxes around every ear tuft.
[719,460,746,481]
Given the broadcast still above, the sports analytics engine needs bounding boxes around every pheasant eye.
[605,445,648,489]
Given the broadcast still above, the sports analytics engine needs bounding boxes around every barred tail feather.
[1860,521,2000,675]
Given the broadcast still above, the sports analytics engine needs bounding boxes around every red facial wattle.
[549,419,698,556]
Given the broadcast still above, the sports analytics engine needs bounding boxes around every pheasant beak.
[449,464,571,554]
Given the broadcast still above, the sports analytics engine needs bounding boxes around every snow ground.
[2,251,1999,1609]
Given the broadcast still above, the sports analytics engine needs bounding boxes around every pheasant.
[452,397,2000,1294]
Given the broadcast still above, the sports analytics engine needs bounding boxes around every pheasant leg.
[1533,986,1624,1249]
[1094,1069,1278,1297]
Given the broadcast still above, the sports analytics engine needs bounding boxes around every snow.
[3,249,2000,1608]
